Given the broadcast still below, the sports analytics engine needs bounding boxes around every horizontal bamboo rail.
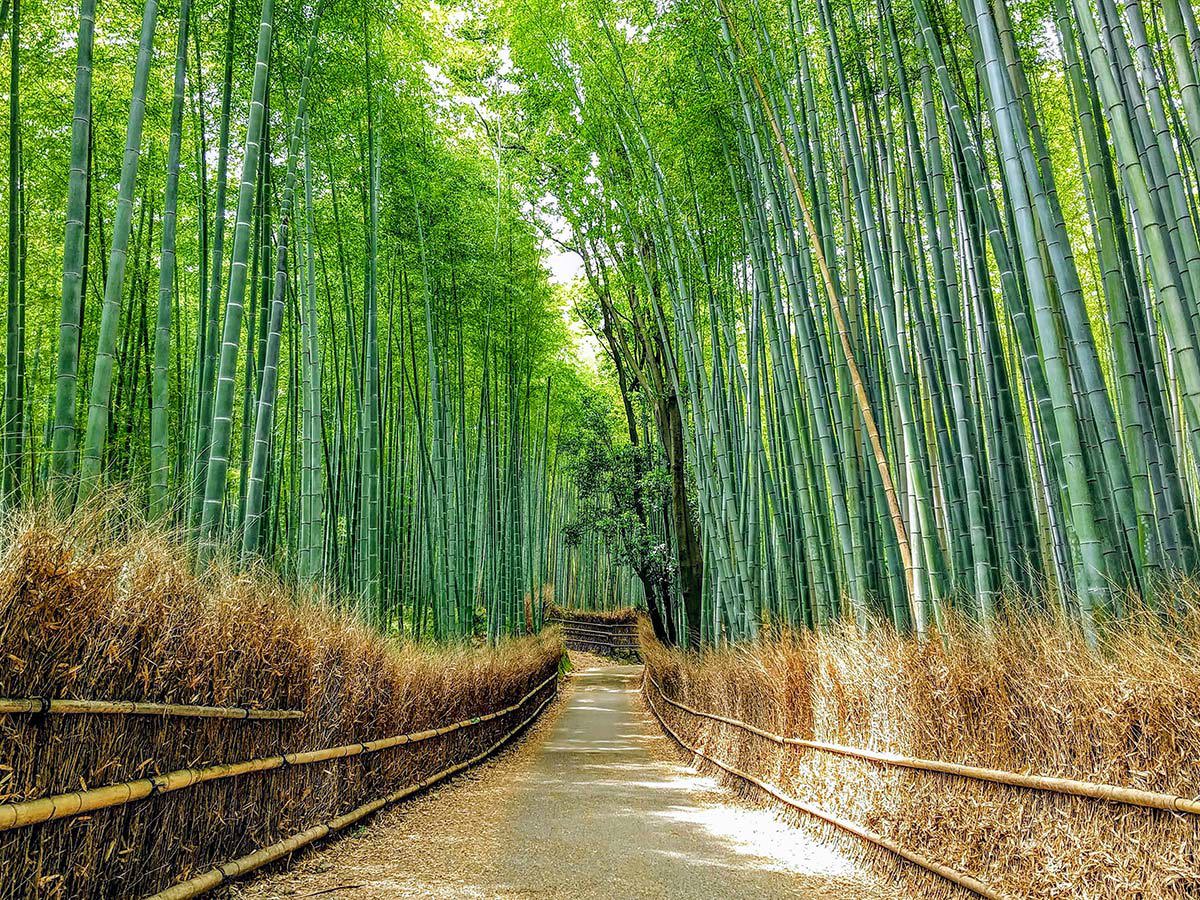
[549,615,641,659]
[0,672,558,832]
[0,698,303,720]
[647,677,1200,816]
[144,689,557,900]
[547,618,639,636]
[558,630,639,645]
[642,682,1003,900]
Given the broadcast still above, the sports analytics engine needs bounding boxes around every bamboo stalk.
[643,682,1003,900]
[0,698,303,719]
[144,689,557,900]
[648,678,1200,816]
[0,672,557,832]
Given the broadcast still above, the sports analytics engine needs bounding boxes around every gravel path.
[234,662,901,899]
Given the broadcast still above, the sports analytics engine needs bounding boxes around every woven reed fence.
[642,619,1200,900]
[147,686,557,900]
[642,681,1003,899]
[0,522,565,900]
[647,677,1200,816]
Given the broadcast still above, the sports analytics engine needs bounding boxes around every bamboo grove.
[14,0,1200,649]
[492,0,1200,645]
[2,0,633,639]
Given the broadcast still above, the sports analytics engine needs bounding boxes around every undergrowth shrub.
[644,611,1200,899]
[0,506,562,899]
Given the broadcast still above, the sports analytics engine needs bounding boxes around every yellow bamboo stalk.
[0,698,303,720]
[552,621,639,635]
[144,690,557,900]
[643,685,1003,900]
[0,672,558,832]
[647,677,1200,816]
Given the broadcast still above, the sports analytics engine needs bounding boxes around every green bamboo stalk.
[150,0,193,518]
[76,0,159,503]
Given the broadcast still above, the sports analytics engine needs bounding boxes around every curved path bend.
[235,663,901,899]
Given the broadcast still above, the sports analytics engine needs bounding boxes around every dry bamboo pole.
[0,698,303,719]
[642,683,1003,900]
[647,678,1200,816]
[0,672,558,832]
[144,689,557,900]
[551,623,640,639]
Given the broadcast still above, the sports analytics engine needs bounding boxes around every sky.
[545,243,585,285]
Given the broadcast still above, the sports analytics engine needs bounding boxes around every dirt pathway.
[234,664,901,899]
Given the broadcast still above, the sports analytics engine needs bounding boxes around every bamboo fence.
[144,689,557,899]
[548,615,641,658]
[642,681,1003,900]
[647,677,1200,816]
[0,671,558,832]
[0,698,303,719]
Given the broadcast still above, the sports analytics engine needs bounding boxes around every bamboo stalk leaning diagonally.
[647,679,1200,816]
[642,684,1004,900]
[0,672,558,832]
[143,689,557,900]
[0,698,303,719]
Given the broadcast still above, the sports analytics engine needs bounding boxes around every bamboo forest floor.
[232,656,902,899]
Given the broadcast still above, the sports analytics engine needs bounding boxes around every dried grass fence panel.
[0,672,557,832]
[0,521,567,900]
[0,698,303,719]
[147,690,557,900]
[640,617,1200,900]
[642,683,1003,900]
[648,677,1200,816]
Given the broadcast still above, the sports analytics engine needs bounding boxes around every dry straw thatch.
[642,612,1200,899]
[0,506,562,899]
[545,603,638,625]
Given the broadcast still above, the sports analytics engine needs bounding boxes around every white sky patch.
[531,205,602,373]
[562,304,601,374]
[546,244,585,284]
